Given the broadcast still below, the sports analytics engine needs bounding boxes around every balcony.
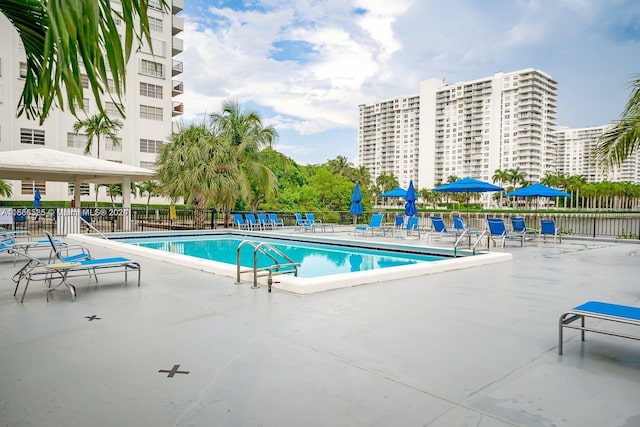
[172,16,184,35]
[172,36,183,56]
[172,101,184,117]
[172,59,183,76]
[172,0,183,14]
[172,80,183,96]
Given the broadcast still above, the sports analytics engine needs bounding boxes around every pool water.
[118,235,445,278]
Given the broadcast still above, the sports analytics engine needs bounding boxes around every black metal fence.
[2,206,640,240]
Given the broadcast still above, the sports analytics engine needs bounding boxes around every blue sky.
[177,0,640,165]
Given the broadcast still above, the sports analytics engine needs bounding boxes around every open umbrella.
[350,182,363,224]
[504,182,571,211]
[404,180,417,217]
[380,187,407,198]
[504,183,571,198]
[433,177,503,212]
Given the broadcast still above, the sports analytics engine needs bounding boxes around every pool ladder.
[235,240,300,292]
[453,229,490,257]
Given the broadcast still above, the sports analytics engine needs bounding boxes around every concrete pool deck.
[1,227,639,426]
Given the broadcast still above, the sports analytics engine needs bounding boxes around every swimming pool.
[117,235,446,278]
[68,230,512,294]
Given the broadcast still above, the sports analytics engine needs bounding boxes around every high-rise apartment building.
[555,125,640,183]
[359,69,559,189]
[0,0,184,202]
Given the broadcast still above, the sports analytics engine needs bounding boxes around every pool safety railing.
[80,216,109,239]
[236,240,300,292]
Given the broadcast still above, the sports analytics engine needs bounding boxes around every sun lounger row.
[424,215,562,247]
[233,213,285,230]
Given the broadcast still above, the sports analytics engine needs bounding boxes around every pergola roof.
[0,148,155,184]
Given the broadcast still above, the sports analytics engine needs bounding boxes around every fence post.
[593,216,596,238]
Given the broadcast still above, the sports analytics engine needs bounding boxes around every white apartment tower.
[358,94,421,190]
[359,69,558,189]
[555,125,640,183]
[0,0,184,202]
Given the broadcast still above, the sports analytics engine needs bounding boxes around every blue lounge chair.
[394,215,405,229]
[232,213,249,229]
[12,231,141,302]
[486,218,524,247]
[244,213,262,230]
[540,219,561,243]
[294,213,314,232]
[305,213,335,232]
[268,213,285,228]
[401,216,421,238]
[511,216,538,238]
[452,215,480,240]
[559,301,640,355]
[354,213,385,236]
[257,213,273,230]
[427,216,457,242]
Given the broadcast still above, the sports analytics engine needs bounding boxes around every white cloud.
[176,0,640,164]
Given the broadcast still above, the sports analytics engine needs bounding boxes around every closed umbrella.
[33,187,42,221]
[33,187,42,207]
[350,182,363,224]
[404,180,417,217]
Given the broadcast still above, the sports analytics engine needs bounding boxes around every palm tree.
[596,74,640,170]
[0,180,13,198]
[210,100,279,222]
[156,122,239,228]
[0,0,168,123]
[138,180,160,220]
[73,113,123,206]
[326,156,351,176]
[72,113,123,159]
[492,169,510,207]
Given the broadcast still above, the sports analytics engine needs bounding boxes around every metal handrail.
[472,229,490,254]
[79,216,109,239]
[236,240,299,291]
[453,229,469,257]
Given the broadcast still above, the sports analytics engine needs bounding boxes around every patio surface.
[1,227,639,427]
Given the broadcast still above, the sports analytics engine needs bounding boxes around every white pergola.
[0,148,156,208]
[0,148,156,233]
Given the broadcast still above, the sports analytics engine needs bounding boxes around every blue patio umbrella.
[504,183,571,198]
[504,182,571,211]
[404,180,417,217]
[380,187,407,198]
[33,187,42,207]
[350,182,363,224]
[433,177,503,211]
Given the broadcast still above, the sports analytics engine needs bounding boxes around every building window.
[148,0,163,10]
[149,16,163,32]
[21,181,46,195]
[140,82,163,99]
[105,101,122,116]
[140,161,156,169]
[68,183,90,196]
[140,105,163,120]
[19,61,27,78]
[20,128,45,145]
[140,59,163,78]
[140,138,164,153]
[105,138,122,152]
[67,132,87,149]
[81,74,89,89]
